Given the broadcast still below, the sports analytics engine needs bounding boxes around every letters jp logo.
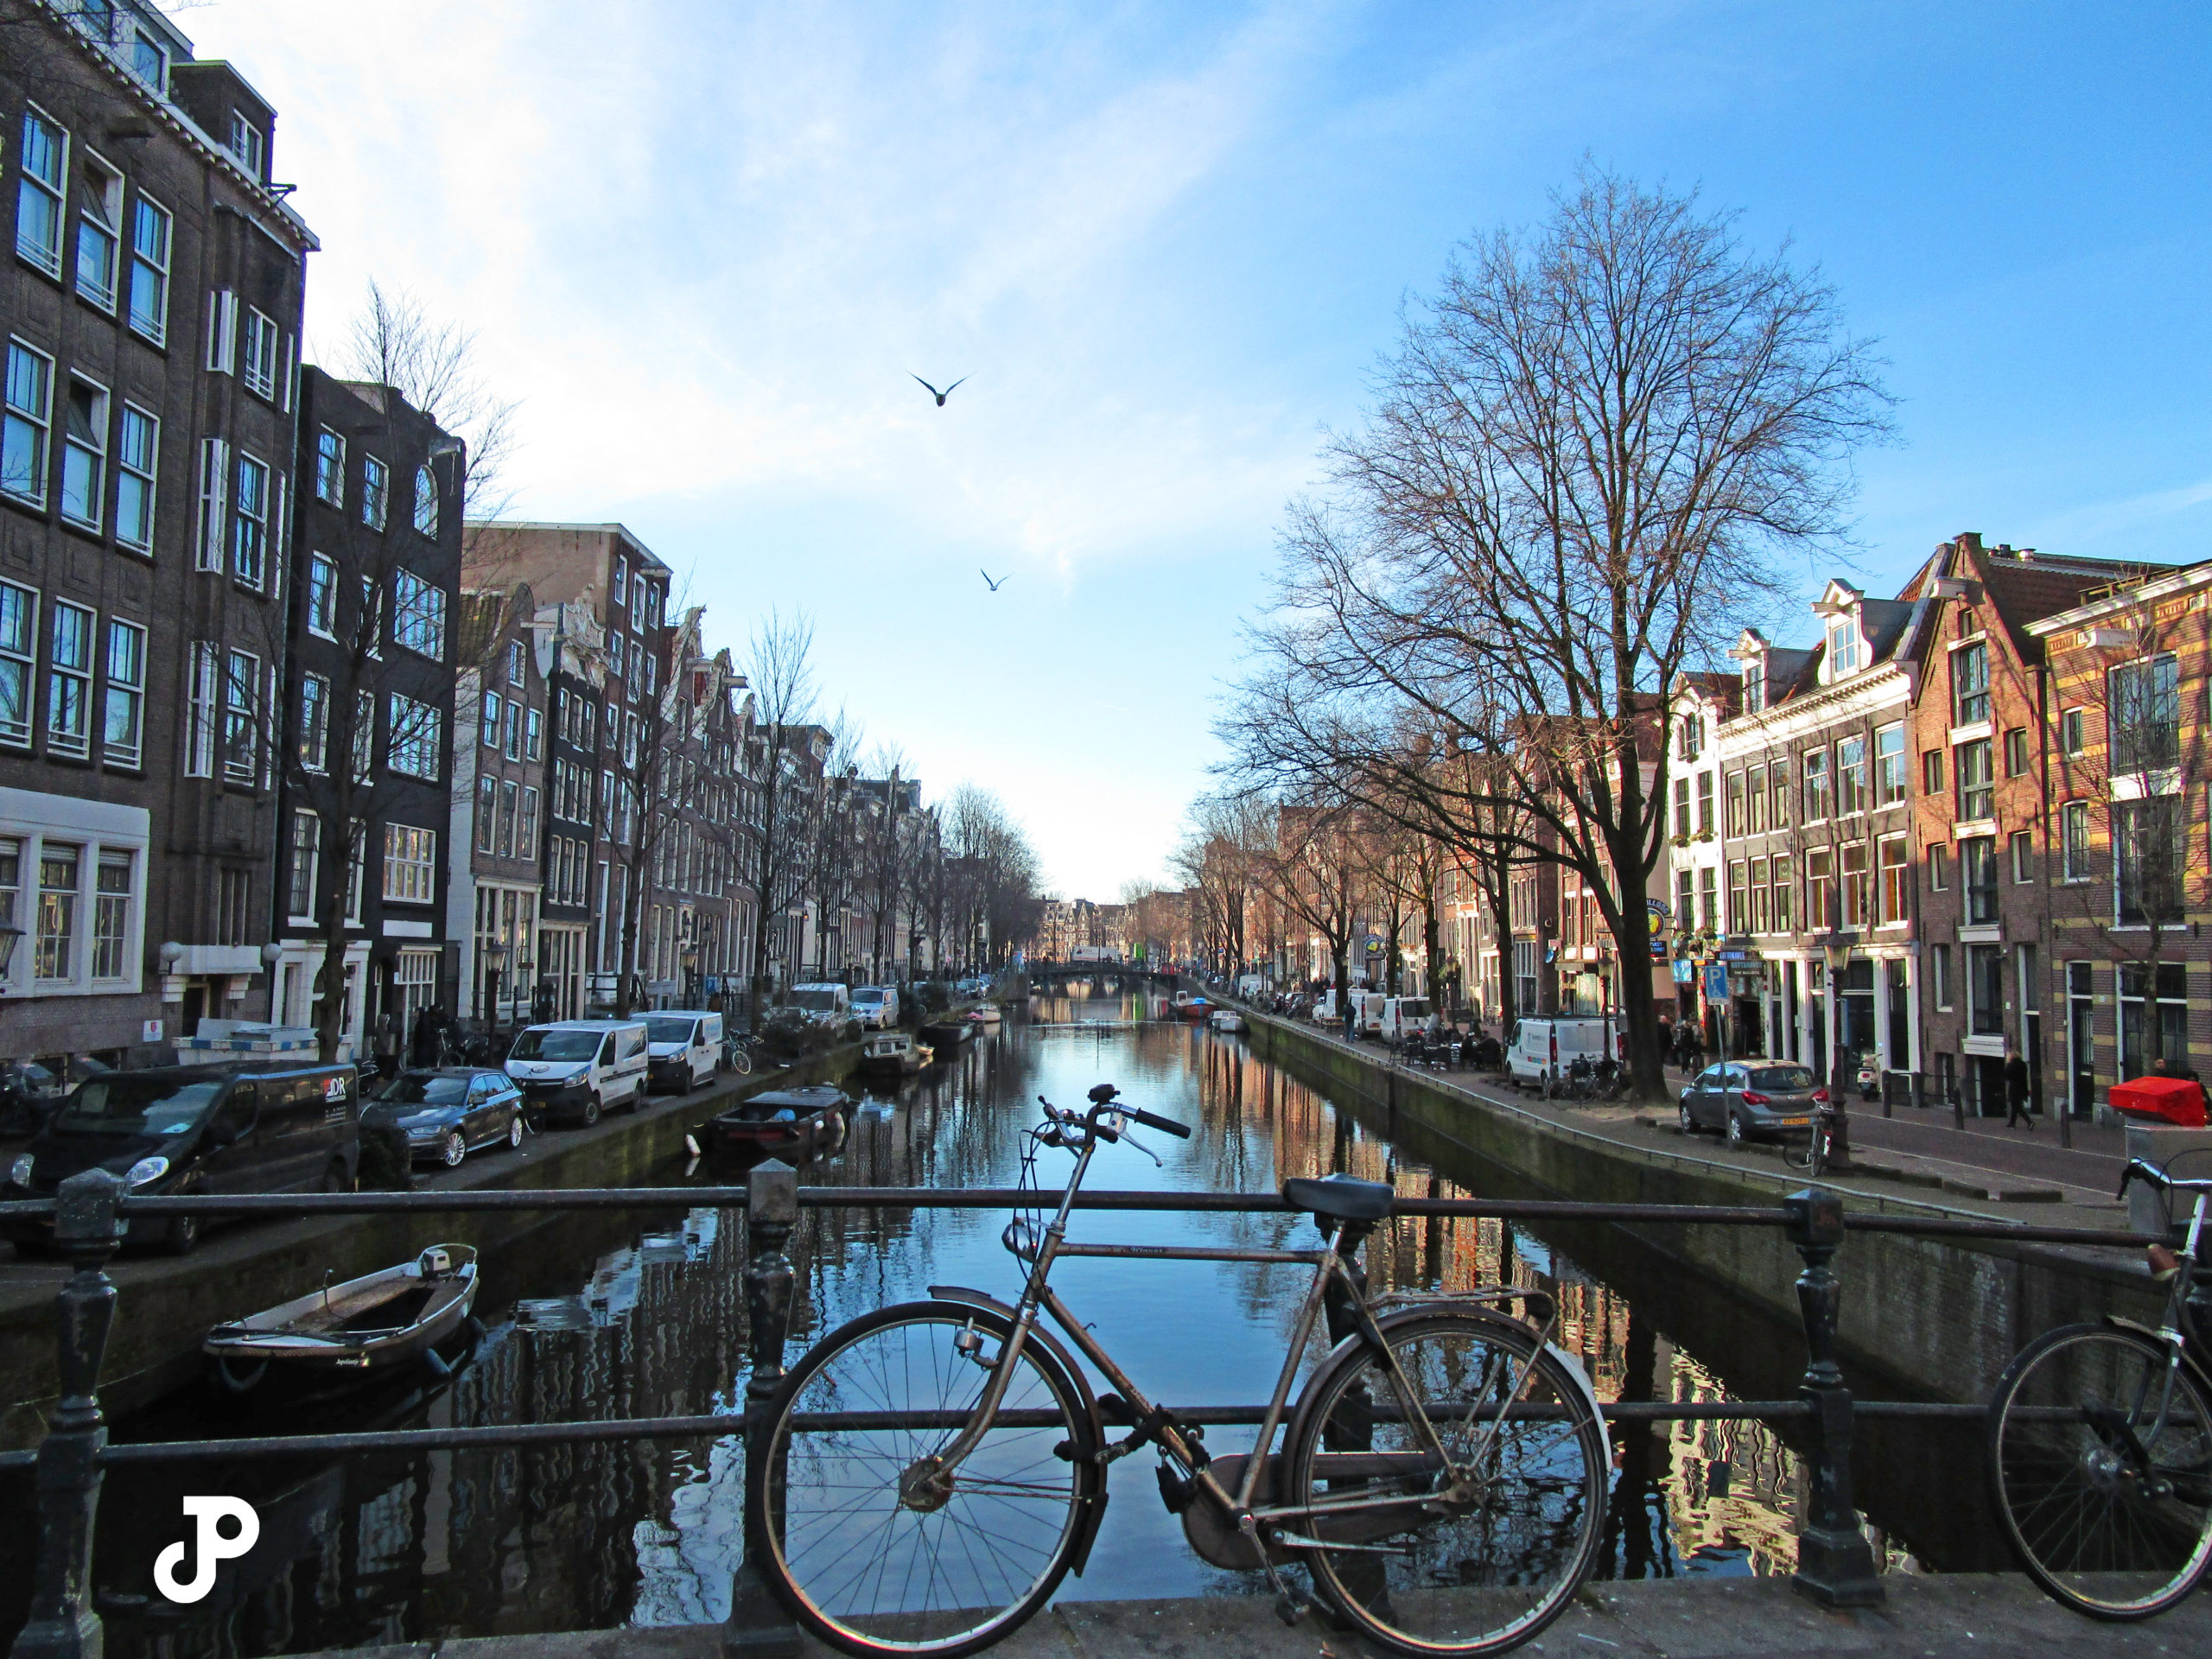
[154,1496,260,1604]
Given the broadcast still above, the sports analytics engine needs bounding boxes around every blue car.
[361,1069,525,1167]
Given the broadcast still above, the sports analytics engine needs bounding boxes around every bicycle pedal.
[1154,1462,1194,1513]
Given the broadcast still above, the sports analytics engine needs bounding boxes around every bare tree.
[1224,168,1891,1096]
[739,611,817,1021]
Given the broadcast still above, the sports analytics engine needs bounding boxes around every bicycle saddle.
[1281,1174,1395,1222]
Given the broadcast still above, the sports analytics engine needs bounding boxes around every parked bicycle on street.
[747,1082,1611,1658]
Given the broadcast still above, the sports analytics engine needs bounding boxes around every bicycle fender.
[2101,1314,2212,1392]
[925,1285,1111,1575]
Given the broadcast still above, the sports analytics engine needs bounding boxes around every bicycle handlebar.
[1128,1107,1193,1140]
[1035,1092,1192,1141]
[2118,1156,2212,1200]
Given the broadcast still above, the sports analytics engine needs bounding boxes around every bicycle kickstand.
[1241,1514,1311,1626]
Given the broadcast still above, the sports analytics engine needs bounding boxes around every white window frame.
[205,288,238,375]
[3,338,54,507]
[90,850,132,982]
[387,692,442,781]
[287,809,319,924]
[127,194,170,345]
[183,640,217,777]
[307,553,338,637]
[298,671,329,772]
[392,567,446,659]
[360,454,387,530]
[45,599,93,758]
[16,108,67,280]
[221,647,259,785]
[73,149,123,313]
[383,822,437,905]
[114,402,156,552]
[240,307,280,400]
[58,374,107,531]
[100,616,143,768]
[412,461,438,537]
[231,451,269,588]
[194,437,229,571]
[2061,799,2091,882]
[315,428,345,506]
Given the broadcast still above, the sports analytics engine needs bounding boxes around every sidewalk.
[289,1573,2212,1659]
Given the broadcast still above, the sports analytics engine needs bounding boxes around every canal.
[1,992,2005,1656]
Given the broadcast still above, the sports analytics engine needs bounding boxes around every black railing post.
[10,1169,128,1659]
[1783,1186,1884,1609]
[722,1158,800,1659]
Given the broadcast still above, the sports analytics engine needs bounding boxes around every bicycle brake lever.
[1119,1128,1165,1168]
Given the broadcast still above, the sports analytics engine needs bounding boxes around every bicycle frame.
[925,1104,1567,1538]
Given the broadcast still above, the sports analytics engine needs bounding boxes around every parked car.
[645,1010,724,1092]
[1504,1018,1615,1092]
[505,1020,650,1125]
[1678,1062,1822,1145]
[849,987,899,1030]
[362,1068,526,1166]
[4,1062,361,1255]
[788,982,851,1026]
[1348,990,1389,1037]
[1380,997,1439,1044]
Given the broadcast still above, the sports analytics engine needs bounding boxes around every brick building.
[449,582,547,1025]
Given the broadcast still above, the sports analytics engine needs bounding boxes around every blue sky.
[185,0,2212,898]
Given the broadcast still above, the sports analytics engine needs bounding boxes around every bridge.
[1023,958,1181,986]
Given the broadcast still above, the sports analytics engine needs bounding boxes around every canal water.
[2,992,2000,1656]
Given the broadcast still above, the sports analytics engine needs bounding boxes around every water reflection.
[1,992,1967,1655]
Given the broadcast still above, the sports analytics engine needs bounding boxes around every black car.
[360,1069,526,1167]
[3,1063,360,1255]
[1678,1062,1822,1145]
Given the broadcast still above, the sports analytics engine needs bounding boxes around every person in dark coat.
[410,1004,440,1068]
[2003,1047,2033,1129]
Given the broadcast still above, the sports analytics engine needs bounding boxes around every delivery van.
[505,1020,650,1124]
[1505,1018,1613,1092]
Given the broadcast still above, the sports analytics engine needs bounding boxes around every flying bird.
[981,569,1009,592]
[913,374,968,407]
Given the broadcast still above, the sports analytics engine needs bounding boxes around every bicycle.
[747,1083,1611,1658]
[1782,1100,1836,1179]
[1984,1157,2212,1620]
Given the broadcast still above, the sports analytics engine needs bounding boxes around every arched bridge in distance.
[1023,960,1184,992]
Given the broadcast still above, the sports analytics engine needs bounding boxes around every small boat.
[705,1085,849,1161]
[859,1031,925,1076]
[1174,992,1211,1022]
[205,1244,479,1394]
[920,1019,970,1049]
[969,1004,1003,1027]
[1209,1009,1246,1033]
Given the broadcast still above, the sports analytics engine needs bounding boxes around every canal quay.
[0,989,2194,1656]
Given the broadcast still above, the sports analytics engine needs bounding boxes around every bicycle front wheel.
[1286,1311,1607,1656]
[748,1300,1096,1657]
[1987,1322,2212,1618]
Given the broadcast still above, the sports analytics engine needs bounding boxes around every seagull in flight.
[981,569,1009,592]
[913,374,968,407]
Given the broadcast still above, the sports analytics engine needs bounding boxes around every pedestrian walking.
[2003,1046,2034,1129]
[372,1008,399,1071]
[410,1003,440,1069]
[1343,996,1357,1043]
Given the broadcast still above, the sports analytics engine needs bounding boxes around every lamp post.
[682,943,700,1009]
[259,940,284,1027]
[1820,926,1859,1170]
[482,940,509,1028]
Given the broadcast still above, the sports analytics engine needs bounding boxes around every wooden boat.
[204,1244,479,1394]
[920,1019,970,1049]
[1209,1008,1246,1033]
[859,1031,925,1075]
[1174,992,1211,1021]
[705,1085,849,1161]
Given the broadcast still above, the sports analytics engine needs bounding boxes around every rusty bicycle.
[746,1083,1611,1658]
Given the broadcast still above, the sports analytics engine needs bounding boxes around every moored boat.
[859,1031,925,1075]
[920,1019,969,1049]
[704,1085,849,1162]
[1209,1008,1245,1033]
[204,1244,479,1395]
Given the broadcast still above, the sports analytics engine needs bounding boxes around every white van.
[644,1009,724,1093]
[505,1020,650,1125]
[1505,1017,1613,1093]
[788,982,851,1025]
[1381,997,1440,1044]
[1349,990,1389,1037]
[849,986,899,1030]
[1310,990,1341,1024]
[1236,974,1267,999]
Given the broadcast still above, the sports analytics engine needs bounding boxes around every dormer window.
[1678,713,1704,762]
[227,111,264,181]
[130,30,166,92]
[1827,616,1865,677]
[1743,659,1764,714]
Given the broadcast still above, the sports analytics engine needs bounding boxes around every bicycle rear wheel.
[1987,1322,2212,1618]
[1286,1311,1607,1656]
[748,1300,1096,1657]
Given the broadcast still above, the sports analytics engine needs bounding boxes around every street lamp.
[1819,925,1859,1170]
[682,943,700,1008]
[482,940,510,1027]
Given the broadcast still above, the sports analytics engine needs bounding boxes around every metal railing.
[0,1165,2164,1658]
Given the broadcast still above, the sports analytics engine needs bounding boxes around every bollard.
[10,1169,128,1659]
[722,1158,802,1659]
[1783,1187,1885,1609]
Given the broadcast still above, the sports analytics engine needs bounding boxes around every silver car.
[1678,1062,1821,1146]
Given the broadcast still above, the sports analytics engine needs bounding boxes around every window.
[1742,658,1764,714]
[503,699,521,760]
[387,694,442,780]
[1840,840,1871,926]
[1694,772,1713,835]
[1771,855,1794,932]
[1720,772,1744,837]
[1726,861,1746,931]
[411,461,438,537]
[1806,847,1834,930]
[1748,857,1770,932]
[314,429,344,506]
[2009,828,2033,884]
[351,689,374,782]
[384,823,437,904]
[1770,760,1789,829]
[2110,656,2181,775]
[194,438,227,569]
[240,308,280,400]
[1922,747,1944,797]
[127,196,169,343]
[475,775,497,853]
[184,640,217,776]
[507,639,525,684]
[58,378,106,528]
[1675,867,1694,927]
[2062,801,2091,881]
[298,671,328,772]
[613,556,628,604]
[46,601,92,756]
[481,690,501,745]
[227,111,264,179]
[360,578,384,655]
[1968,943,2005,1036]
[519,785,539,861]
[16,111,67,278]
[1876,836,1910,925]
[1931,943,1952,1010]
[1875,723,1906,805]
[1955,737,1993,822]
[2115,797,2184,925]
[1952,640,1989,727]
[392,569,447,658]
[1827,615,1863,676]
[1928,842,1948,891]
[2120,963,2190,1081]
[360,454,388,529]
[1802,748,1831,821]
[1962,836,1999,926]
[91,854,130,980]
[130,30,166,89]
[222,649,259,784]
[2003,726,2029,778]
[3,340,54,505]
[498,779,518,856]
[1837,734,1866,815]
[231,454,269,588]
[306,554,337,637]
[525,707,543,761]
[100,618,143,766]
[288,810,319,920]
[1694,866,1716,931]
[73,153,121,310]
[1746,765,1768,834]
[114,404,156,550]
[1673,776,1691,838]
[2060,708,2085,757]
[35,846,77,980]
[205,289,237,373]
